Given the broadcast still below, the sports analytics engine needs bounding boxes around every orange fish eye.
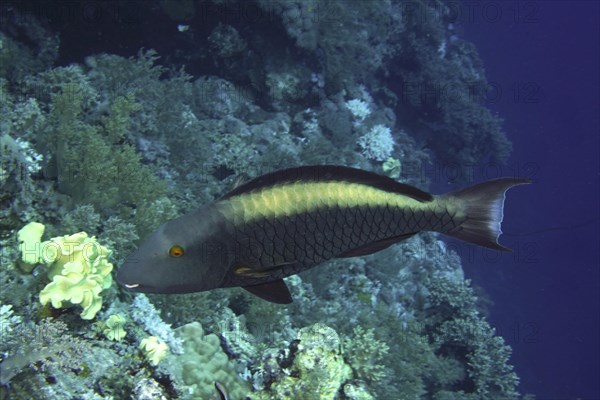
[169,245,185,257]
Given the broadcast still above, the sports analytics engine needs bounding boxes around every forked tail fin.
[445,178,531,251]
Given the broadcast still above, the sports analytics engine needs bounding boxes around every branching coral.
[357,124,395,161]
[0,302,22,336]
[435,318,519,399]
[343,326,389,383]
[386,2,512,174]
[0,319,90,385]
[130,294,183,355]
[425,277,519,399]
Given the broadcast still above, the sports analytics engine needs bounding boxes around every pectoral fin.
[243,279,293,304]
[234,261,296,279]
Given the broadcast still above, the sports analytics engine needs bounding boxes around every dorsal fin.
[230,173,250,190]
[220,165,433,202]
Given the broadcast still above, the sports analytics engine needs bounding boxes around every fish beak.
[124,283,140,289]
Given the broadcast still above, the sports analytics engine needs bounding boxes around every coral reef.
[250,323,353,400]
[130,295,183,355]
[0,1,521,399]
[387,1,511,172]
[343,326,389,383]
[0,318,90,386]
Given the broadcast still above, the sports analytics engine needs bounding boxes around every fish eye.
[169,245,185,257]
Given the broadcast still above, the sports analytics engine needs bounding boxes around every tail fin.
[445,178,531,251]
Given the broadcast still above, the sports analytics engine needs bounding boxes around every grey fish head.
[117,208,230,294]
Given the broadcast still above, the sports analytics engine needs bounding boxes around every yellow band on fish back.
[217,181,434,224]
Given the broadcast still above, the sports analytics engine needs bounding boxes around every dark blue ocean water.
[461,2,599,399]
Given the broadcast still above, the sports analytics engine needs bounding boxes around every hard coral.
[139,336,169,366]
[0,319,89,385]
[17,221,45,267]
[357,124,395,161]
[35,231,113,320]
[103,314,127,341]
[252,323,352,400]
[173,321,248,399]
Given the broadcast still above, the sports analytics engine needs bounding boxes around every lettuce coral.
[36,231,113,320]
[17,221,45,269]
[139,336,169,366]
[103,314,127,341]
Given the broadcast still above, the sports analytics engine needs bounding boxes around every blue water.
[463,2,599,398]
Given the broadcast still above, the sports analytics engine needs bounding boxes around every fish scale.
[222,201,438,288]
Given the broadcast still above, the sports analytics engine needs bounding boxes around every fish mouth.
[118,280,156,293]
[119,280,146,292]
[116,264,147,292]
[116,269,159,293]
[124,283,140,289]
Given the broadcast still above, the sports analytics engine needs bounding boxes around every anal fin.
[243,279,293,304]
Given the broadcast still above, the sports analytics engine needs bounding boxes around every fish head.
[117,209,230,294]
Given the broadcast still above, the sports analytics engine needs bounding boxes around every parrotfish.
[117,165,529,303]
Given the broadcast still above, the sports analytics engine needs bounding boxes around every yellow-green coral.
[33,230,113,320]
[17,221,45,272]
[103,314,126,341]
[140,336,169,366]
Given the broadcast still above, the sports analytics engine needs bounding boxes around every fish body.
[117,165,529,303]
